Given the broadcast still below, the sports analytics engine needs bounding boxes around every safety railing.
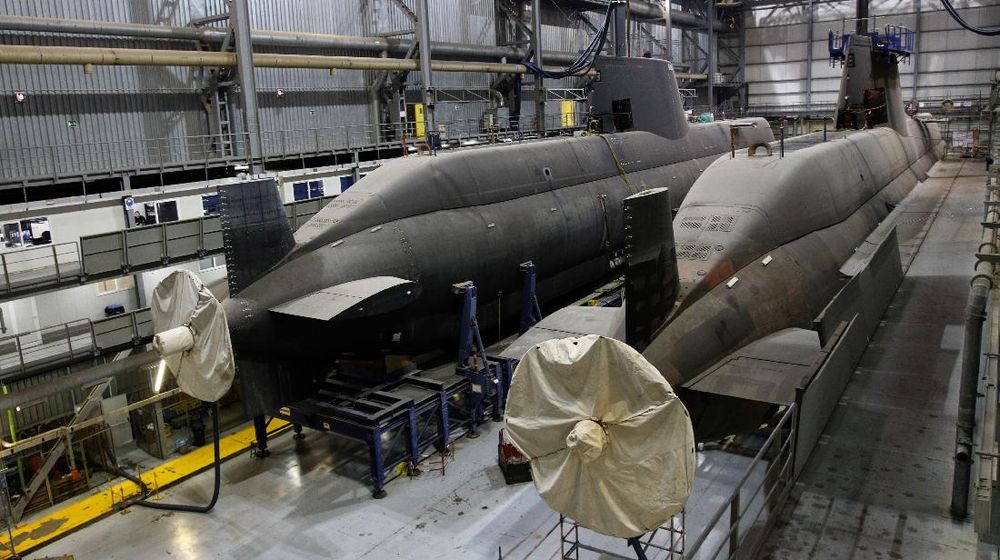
[0,307,151,383]
[975,166,1000,539]
[80,215,224,278]
[0,192,337,303]
[0,134,252,185]
[743,102,838,116]
[1,112,589,186]
[0,243,81,296]
[684,403,798,560]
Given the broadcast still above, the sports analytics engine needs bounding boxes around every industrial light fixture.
[154,359,167,393]
[12,91,26,103]
[14,398,46,413]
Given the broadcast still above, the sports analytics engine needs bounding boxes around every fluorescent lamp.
[154,359,167,393]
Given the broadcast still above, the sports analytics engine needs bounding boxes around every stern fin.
[219,178,295,296]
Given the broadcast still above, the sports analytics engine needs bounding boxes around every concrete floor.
[762,159,998,559]
[35,417,758,560]
[30,158,1000,560]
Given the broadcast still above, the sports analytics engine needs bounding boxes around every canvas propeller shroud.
[151,270,235,402]
[504,335,696,538]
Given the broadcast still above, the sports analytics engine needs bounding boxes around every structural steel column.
[231,0,263,173]
[664,2,672,60]
[912,0,921,102]
[416,0,437,149]
[613,1,628,56]
[805,0,814,110]
[706,0,716,112]
[737,4,747,111]
[856,0,869,34]
[532,0,546,133]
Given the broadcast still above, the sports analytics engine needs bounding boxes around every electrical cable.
[135,401,221,513]
[522,4,616,79]
[109,401,223,514]
[599,134,637,195]
[939,0,1000,36]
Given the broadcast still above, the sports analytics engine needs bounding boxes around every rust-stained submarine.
[503,31,944,441]
[641,33,944,438]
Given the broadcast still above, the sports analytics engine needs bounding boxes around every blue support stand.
[369,427,387,499]
[251,414,270,458]
[519,261,543,334]
[405,407,421,477]
[453,281,489,436]
[435,389,451,451]
[452,279,518,431]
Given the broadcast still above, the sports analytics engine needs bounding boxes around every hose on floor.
[136,401,221,513]
[111,401,222,514]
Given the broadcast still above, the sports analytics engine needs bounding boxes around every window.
[23,218,51,245]
[97,275,135,296]
[2,218,51,248]
[3,223,22,249]
[199,255,225,271]
[293,180,325,201]
[202,194,220,216]
[156,200,179,223]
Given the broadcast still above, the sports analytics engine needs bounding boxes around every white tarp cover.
[151,270,235,402]
[504,335,695,538]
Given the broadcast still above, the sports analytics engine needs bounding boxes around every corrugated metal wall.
[0,0,206,179]
[745,0,1000,109]
[0,0,613,181]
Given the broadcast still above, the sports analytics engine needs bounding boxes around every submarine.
[503,30,944,440]
[219,56,773,416]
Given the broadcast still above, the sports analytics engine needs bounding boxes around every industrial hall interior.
[0,0,998,558]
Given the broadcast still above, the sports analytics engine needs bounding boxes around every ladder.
[215,89,234,157]
[11,378,111,522]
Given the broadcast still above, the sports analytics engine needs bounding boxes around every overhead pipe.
[0,350,158,413]
[0,44,708,84]
[952,182,999,518]
[0,13,722,64]
[559,0,727,31]
[0,44,596,76]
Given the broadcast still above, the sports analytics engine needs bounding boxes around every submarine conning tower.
[591,56,691,140]
[834,33,910,133]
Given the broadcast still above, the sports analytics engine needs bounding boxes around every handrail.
[1,113,590,187]
[0,308,152,383]
[685,402,798,559]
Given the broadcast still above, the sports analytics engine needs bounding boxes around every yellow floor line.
[0,419,290,558]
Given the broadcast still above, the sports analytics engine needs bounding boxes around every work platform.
[763,159,997,558]
[0,193,333,303]
[21,158,1000,560]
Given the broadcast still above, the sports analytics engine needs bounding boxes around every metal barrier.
[80,216,224,278]
[0,308,151,383]
[0,243,81,295]
[0,193,336,302]
[976,290,1000,540]
[560,513,685,559]
[684,403,798,560]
